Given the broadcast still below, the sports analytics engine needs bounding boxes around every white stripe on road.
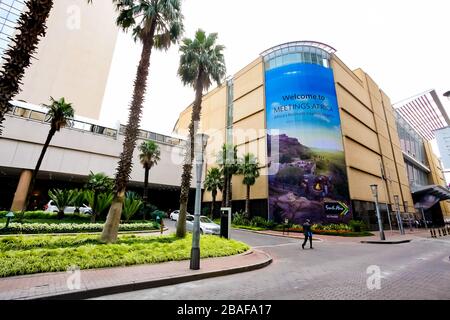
[253,242,303,249]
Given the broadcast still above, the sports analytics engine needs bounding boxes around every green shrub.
[0,222,158,234]
[349,220,367,232]
[0,234,250,277]
[232,212,250,226]
[122,192,144,222]
[150,210,167,221]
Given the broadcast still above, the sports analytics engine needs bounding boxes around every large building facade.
[1,0,119,120]
[174,41,450,228]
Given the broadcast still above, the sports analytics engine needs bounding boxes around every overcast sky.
[99,0,450,137]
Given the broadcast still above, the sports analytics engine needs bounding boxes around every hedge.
[0,222,158,235]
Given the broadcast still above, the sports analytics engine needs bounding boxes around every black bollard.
[438,229,442,237]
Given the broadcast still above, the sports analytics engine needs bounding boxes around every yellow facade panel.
[382,156,399,183]
[341,112,380,153]
[330,59,371,109]
[336,85,375,130]
[233,86,265,122]
[379,136,394,161]
[347,168,387,203]
[231,169,268,201]
[365,75,383,104]
[236,137,268,167]
[374,114,389,140]
[344,138,381,177]
[233,61,264,101]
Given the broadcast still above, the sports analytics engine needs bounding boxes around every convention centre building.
[174,41,450,228]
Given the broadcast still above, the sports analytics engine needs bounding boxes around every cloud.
[313,113,331,123]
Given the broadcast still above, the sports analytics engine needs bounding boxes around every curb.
[28,249,272,300]
[360,239,412,244]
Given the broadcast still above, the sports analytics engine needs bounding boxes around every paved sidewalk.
[0,249,271,300]
[250,228,433,243]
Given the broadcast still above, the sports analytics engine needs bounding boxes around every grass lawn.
[0,234,250,277]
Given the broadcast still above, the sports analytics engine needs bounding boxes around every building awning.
[411,184,450,200]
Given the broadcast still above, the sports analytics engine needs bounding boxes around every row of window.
[264,46,331,70]
[405,161,429,187]
[396,112,427,165]
[0,0,25,60]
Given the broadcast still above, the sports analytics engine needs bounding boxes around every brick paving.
[96,229,450,300]
[0,249,271,300]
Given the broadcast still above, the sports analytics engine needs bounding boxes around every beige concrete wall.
[174,51,418,214]
[15,1,119,120]
[331,55,412,211]
[1,114,187,187]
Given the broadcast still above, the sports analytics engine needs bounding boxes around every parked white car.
[178,215,220,235]
[44,200,92,214]
[170,210,180,221]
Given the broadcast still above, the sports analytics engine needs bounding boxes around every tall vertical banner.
[265,62,352,224]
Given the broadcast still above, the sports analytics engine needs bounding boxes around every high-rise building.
[0,0,25,59]
[1,0,119,120]
[393,90,450,141]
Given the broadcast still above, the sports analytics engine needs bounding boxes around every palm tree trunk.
[177,72,204,238]
[91,190,98,223]
[143,167,149,203]
[101,22,156,244]
[143,167,149,220]
[57,209,64,220]
[211,191,217,219]
[226,174,232,208]
[24,127,56,211]
[245,184,250,218]
[221,175,227,208]
[0,0,53,134]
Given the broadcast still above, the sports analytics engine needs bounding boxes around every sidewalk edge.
[28,250,272,300]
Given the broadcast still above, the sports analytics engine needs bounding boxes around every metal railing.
[7,105,185,146]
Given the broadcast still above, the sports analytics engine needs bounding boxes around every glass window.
[29,111,45,121]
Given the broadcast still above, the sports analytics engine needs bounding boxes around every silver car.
[181,215,221,235]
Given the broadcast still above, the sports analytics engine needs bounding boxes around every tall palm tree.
[176,29,226,238]
[0,0,53,134]
[204,167,223,218]
[101,0,184,243]
[23,97,74,211]
[217,143,238,209]
[85,172,114,222]
[139,140,161,216]
[237,153,260,218]
[0,0,95,134]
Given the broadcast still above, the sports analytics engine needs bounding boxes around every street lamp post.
[404,200,412,232]
[393,195,405,235]
[370,184,386,240]
[190,133,209,270]
[420,205,428,230]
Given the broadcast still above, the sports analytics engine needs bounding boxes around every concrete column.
[10,170,33,211]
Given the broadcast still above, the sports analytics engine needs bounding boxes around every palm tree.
[0,0,95,134]
[139,140,161,215]
[101,0,184,243]
[85,172,114,222]
[237,153,260,218]
[176,29,226,238]
[48,189,75,220]
[217,144,238,209]
[204,167,223,218]
[23,97,74,211]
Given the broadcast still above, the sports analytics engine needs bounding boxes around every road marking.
[253,242,301,249]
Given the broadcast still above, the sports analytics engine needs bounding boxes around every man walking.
[302,219,313,249]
